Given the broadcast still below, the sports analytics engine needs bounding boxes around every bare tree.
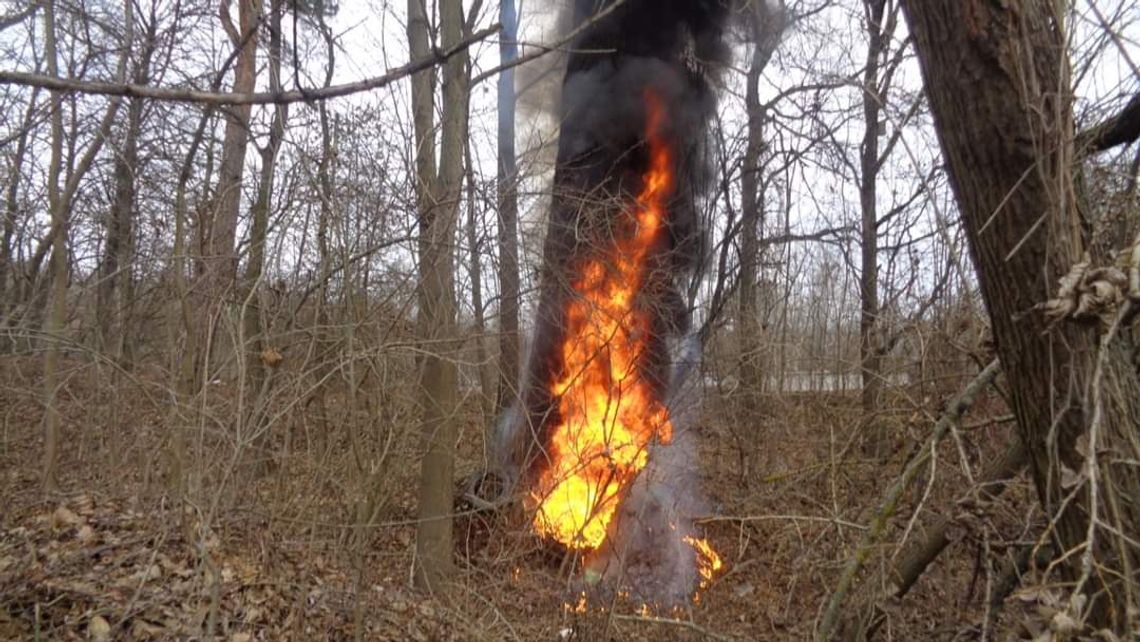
[198,0,259,378]
[737,0,786,398]
[243,0,288,463]
[408,0,471,594]
[97,2,159,364]
[40,0,127,490]
[0,83,39,328]
[496,0,520,412]
[856,0,907,458]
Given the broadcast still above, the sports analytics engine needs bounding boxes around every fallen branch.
[854,436,1027,639]
[817,358,1001,641]
[890,436,1027,598]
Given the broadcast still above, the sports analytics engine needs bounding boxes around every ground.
[0,357,1033,640]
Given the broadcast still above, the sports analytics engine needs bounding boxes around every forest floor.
[0,357,1034,641]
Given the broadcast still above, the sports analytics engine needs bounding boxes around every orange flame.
[683,536,723,589]
[531,91,675,549]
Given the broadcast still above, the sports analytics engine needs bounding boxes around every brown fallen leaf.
[52,506,82,530]
[88,615,111,641]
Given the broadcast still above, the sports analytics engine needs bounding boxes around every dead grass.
[0,356,1036,640]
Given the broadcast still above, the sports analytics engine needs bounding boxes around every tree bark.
[737,1,785,400]
[199,0,259,377]
[410,0,469,595]
[858,0,887,458]
[243,0,287,464]
[901,0,1140,628]
[495,0,520,412]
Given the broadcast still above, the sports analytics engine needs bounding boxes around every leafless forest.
[1,0,1139,639]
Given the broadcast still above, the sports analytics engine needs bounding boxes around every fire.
[531,91,676,549]
[683,536,723,588]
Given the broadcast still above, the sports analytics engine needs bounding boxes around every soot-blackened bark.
[499,0,728,485]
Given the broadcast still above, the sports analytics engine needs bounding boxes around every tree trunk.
[495,0,520,412]
[465,139,492,417]
[243,0,287,465]
[901,0,1140,628]
[40,0,126,490]
[0,86,38,335]
[858,0,886,458]
[200,0,259,378]
[96,13,157,364]
[410,0,469,595]
[737,17,765,398]
[40,0,66,493]
[737,2,784,402]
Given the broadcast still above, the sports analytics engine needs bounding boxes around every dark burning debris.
[491,0,740,609]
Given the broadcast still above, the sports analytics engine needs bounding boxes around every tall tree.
[97,4,158,363]
[243,0,288,461]
[495,0,520,412]
[40,0,126,490]
[199,0,259,379]
[0,85,38,329]
[902,0,1140,629]
[737,0,785,399]
[408,0,471,594]
[856,0,902,458]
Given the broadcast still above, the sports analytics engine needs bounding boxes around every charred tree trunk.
[495,0,521,412]
[902,0,1140,629]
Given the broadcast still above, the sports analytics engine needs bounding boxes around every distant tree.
[40,0,127,490]
[496,0,521,412]
[737,0,786,399]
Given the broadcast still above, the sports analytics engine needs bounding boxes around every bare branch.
[0,23,501,105]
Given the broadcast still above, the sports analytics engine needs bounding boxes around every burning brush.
[488,0,735,609]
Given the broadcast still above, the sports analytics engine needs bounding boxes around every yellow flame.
[531,90,724,609]
[531,90,675,549]
[683,536,723,588]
